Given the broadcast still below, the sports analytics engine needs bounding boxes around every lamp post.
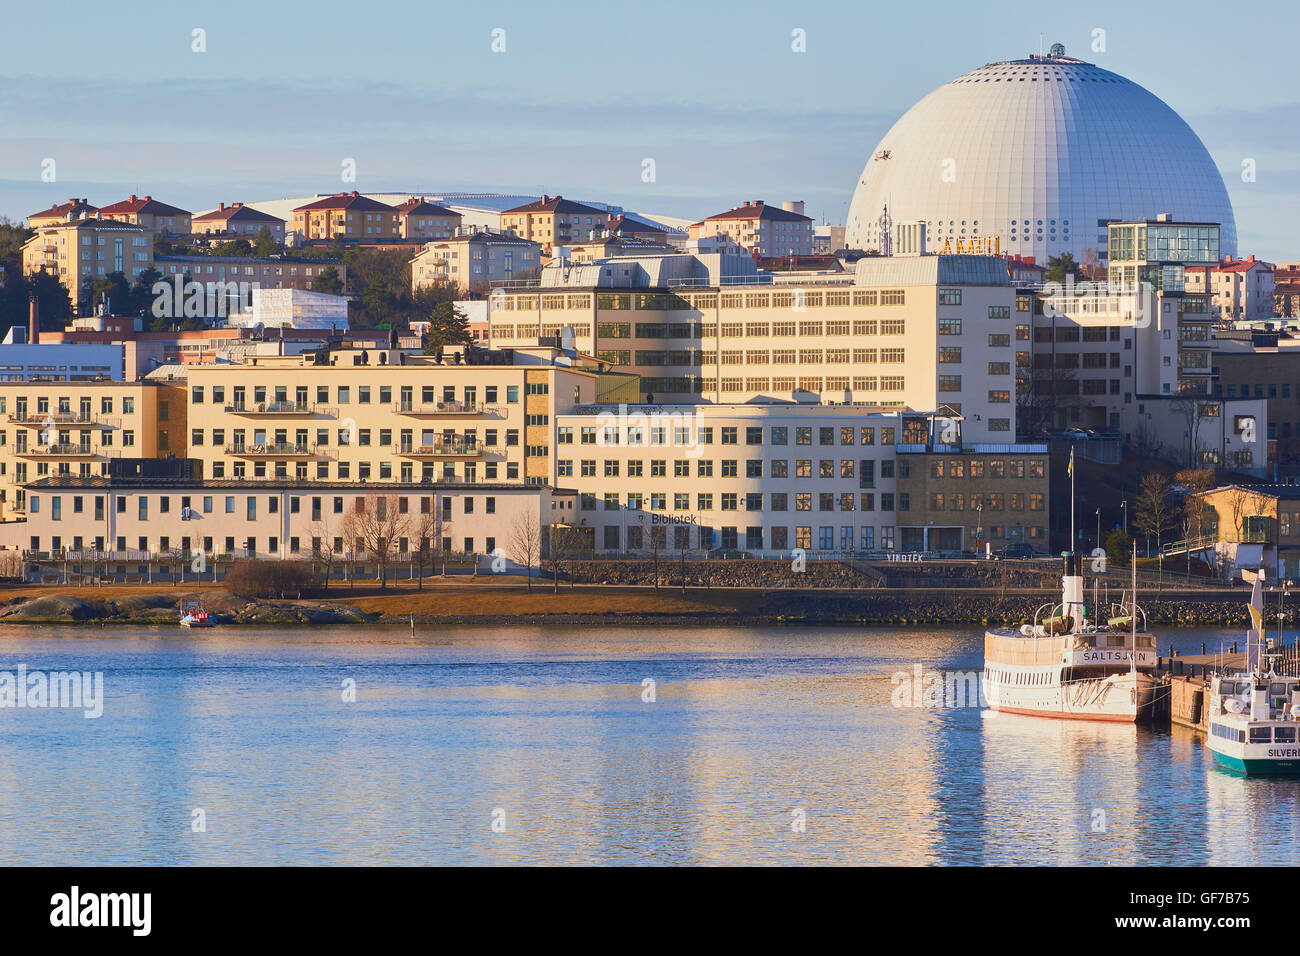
[1121,499,1128,536]
[1096,508,1102,554]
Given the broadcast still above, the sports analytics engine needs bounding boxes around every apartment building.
[21,218,155,312]
[394,198,462,241]
[1196,483,1300,579]
[192,203,287,243]
[1033,218,1266,473]
[486,250,1020,444]
[22,474,571,569]
[688,200,814,256]
[410,232,542,295]
[500,195,611,254]
[895,443,1050,552]
[552,403,1048,555]
[1184,255,1275,322]
[554,403,901,554]
[27,198,99,229]
[0,380,184,519]
[154,254,347,313]
[292,192,400,241]
[97,195,191,236]
[181,345,600,489]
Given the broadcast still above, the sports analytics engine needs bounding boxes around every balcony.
[395,441,483,459]
[8,411,120,429]
[224,442,330,458]
[393,401,489,417]
[223,402,336,418]
[17,443,106,459]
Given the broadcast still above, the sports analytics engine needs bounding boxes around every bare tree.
[340,493,411,590]
[509,511,541,590]
[545,520,583,593]
[1176,468,1215,573]
[309,513,340,590]
[1134,472,1173,588]
[1171,394,1211,469]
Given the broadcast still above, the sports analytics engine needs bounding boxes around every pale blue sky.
[1,0,1296,256]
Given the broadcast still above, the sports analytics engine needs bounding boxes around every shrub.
[225,560,319,599]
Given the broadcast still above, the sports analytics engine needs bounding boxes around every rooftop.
[292,191,397,213]
[501,194,609,217]
[98,194,190,217]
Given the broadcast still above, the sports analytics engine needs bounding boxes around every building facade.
[291,192,399,241]
[410,232,542,294]
[394,198,462,240]
[500,195,611,254]
[97,195,191,236]
[192,203,287,243]
[21,218,155,312]
[689,200,814,257]
[0,380,183,519]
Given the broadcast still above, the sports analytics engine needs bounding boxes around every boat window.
[1249,727,1272,744]
[1270,683,1287,697]
[1275,726,1297,743]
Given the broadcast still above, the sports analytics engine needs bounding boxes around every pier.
[1158,643,1300,731]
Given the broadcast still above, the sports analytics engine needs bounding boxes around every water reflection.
[0,624,1295,864]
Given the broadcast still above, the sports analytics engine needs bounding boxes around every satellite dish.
[1049,42,1065,56]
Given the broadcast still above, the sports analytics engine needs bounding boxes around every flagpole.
[1069,443,1075,552]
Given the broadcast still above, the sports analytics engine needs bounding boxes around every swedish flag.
[1067,445,1074,478]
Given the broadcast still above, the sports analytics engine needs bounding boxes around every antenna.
[1039,33,1044,57]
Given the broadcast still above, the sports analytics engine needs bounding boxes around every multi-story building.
[21,218,155,312]
[410,232,542,295]
[1196,483,1300,579]
[21,473,571,571]
[153,254,347,315]
[97,195,191,236]
[500,195,611,254]
[192,203,287,243]
[487,249,1020,444]
[1032,218,1266,473]
[553,403,1047,555]
[688,200,814,256]
[181,345,601,488]
[1184,255,1276,322]
[1212,334,1300,476]
[291,192,400,241]
[394,198,462,240]
[27,198,99,229]
[0,379,184,519]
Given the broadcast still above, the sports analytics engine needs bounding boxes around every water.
[0,623,1295,865]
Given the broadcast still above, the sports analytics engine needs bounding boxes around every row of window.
[559,425,899,447]
[191,384,519,406]
[558,458,894,481]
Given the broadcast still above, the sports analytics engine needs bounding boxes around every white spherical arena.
[845,47,1237,262]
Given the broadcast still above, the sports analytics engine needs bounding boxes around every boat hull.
[1210,751,1300,776]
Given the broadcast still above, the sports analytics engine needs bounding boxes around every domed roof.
[845,48,1237,262]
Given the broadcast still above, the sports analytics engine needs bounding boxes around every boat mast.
[1130,541,1137,675]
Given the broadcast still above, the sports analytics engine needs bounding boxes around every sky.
[1,0,1296,258]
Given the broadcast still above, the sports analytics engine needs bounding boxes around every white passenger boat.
[982,552,1157,722]
[1205,569,1300,775]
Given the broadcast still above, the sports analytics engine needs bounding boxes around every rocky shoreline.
[0,587,1253,629]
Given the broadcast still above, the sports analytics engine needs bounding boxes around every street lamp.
[1096,507,1101,553]
[1121,499,1128,535]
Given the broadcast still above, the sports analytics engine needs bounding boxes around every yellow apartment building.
[182,347,601,488]
[21,218,156,313]
[394,198,462,240]
[0,380,184,519]
[97,194,191,236]
[500,195,611,254]
[292,192,400,241]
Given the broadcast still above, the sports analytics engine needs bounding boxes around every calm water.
[0,622,1295,865]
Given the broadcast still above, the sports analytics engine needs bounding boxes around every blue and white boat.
[1206,569,1300,775]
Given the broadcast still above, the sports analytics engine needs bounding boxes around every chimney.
[218,202,225,211]
[28,295,38,345]
[128,194,137,202]
[754,200,764,207]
